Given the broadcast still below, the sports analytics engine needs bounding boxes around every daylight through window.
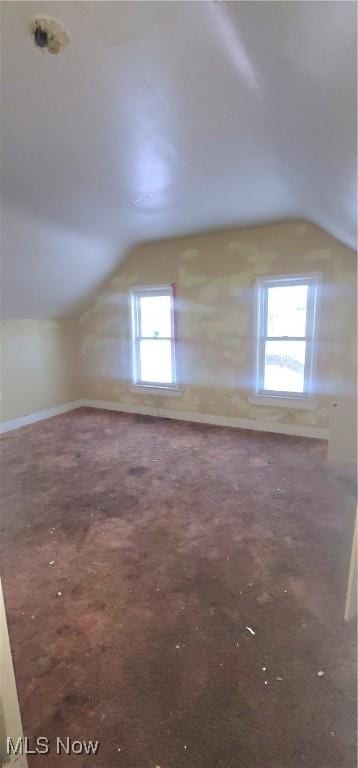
[256,276,318,396]
[131,286,176,387]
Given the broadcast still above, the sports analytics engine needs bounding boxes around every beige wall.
[78,220,356,433]
[0,319,80,423]
[1,222,355,432]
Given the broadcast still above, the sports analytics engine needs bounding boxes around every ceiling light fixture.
[31,17,69,55]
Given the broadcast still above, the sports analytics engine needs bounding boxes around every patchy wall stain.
[228,272,252,289]
[252,264,271,274]
[180,248,200,261]
[78,221,356,432]
[247,251,277,264]
[304,249,332,262]
[248,406,289,423]
[110,274,138,290]
[178,265,206,288]
[199,283,222,302]
[225,242,257,258]
[229,395,242,408]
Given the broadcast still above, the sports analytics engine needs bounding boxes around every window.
[256,275,318,397]
[130,285,177,388]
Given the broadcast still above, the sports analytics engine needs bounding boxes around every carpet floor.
[1,408,356,767]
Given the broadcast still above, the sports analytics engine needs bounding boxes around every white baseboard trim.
[0,400,83,434]
[81,399,329,440]
[0,398,330,440]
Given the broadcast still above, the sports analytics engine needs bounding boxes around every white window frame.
[255,274,319,400]
[130,284,178,391]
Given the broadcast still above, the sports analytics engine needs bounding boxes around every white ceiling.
[1,1,356,318]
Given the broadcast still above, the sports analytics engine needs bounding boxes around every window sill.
[130,384,184,398]
[248,394,319,410]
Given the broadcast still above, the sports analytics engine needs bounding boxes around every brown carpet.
[1,408,356,768]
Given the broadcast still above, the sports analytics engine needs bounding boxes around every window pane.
[140,295,171,338]
[139,339,173,383]
[264,340,306,393]
[267,284,308,337]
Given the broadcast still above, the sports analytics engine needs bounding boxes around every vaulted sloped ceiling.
[1,1,356,318]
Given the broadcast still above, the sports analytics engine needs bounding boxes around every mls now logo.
[7,737,100,756]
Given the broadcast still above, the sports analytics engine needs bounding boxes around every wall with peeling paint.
[78,220,356,433]
[0,320,80,422]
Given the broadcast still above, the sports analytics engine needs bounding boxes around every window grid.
[256,276,318,398]
[131,285,177,388]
